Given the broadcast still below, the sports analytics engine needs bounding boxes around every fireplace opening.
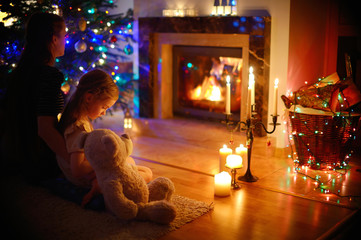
[173,45,243,121]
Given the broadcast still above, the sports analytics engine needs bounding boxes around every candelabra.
[226,166,241,189]
[223,106,280,182]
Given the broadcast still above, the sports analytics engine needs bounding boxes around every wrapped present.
[282,72,361,113]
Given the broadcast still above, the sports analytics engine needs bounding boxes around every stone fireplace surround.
[138,16,270,135]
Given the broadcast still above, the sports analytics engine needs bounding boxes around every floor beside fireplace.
[93,110,361,240]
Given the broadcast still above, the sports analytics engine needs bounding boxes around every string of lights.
[284,77,361,201]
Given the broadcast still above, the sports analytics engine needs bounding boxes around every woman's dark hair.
[18,12,65,68]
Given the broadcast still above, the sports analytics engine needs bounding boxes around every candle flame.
[249,66,253,73]
[223,144,227,148]
[275,78,279,87]
[226,75,231,84]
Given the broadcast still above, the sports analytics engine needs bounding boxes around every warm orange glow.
[190,76,223,102]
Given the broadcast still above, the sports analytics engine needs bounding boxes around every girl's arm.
[38,116,70,161]
[71,152,101,207]
[126,156,153,183]
[137,166,153,183]
[81,178,102,207]
[70,151,95,181]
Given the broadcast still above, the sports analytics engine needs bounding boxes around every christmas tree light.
[1,0,137,115]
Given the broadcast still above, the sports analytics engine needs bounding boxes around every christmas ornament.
[61,82,70,94]
[75,40,87,53]
[123,44,133,55]
[110,35,117,43]
[78,17,86,31]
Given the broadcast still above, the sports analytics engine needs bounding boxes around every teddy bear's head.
[77,129,133,170]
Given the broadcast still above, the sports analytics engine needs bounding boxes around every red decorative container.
[289,108,360,169]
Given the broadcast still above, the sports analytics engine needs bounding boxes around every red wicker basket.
[289,108,360,169]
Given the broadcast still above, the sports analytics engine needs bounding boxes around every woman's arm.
[37,116,70,161]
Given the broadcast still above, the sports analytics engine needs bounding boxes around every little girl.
[57,69,152,204]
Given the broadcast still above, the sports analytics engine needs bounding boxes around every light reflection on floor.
[94,111,361,209]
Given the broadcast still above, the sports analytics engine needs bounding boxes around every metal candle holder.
[223,105,280,182]
[226,166,242,189]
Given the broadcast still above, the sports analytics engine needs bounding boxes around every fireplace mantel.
[138,16,270,135]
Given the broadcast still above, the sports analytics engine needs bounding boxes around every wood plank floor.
[94,112,361,239]
[133,158,355,240]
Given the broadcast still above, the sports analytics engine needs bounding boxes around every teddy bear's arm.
[102,180,139,220]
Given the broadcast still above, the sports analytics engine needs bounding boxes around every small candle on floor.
[235,144,247,160]
[214,171,231,197]
[219,144,232,172]
[226,154,243,169]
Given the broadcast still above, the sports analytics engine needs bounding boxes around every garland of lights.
[285,77,360,201]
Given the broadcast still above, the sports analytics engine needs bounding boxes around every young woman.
[2,12,69,182]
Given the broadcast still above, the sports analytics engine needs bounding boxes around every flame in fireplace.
[208,86,222,101]
[190,76,223,102]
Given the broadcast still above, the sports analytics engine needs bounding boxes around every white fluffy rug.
[2,177,213,240]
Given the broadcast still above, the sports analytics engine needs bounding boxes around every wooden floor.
[94,112,361,240]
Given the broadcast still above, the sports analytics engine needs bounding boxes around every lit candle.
[214,171,231,197]
[249,67,255,105]
[274,78,279,116]
[225,75,231,114]
[247,76,252,119]
[226,154,243,169]
[235,144,247,161]
[219,144,232,172]
[217,6,224,15]
[124,118,132,129]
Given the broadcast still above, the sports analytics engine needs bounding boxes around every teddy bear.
[76,129,177,224]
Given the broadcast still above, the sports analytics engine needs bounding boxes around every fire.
[208,85,222,101]
[190,76,223,102]
[192,85,202,99]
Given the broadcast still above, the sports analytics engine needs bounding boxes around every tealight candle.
[214,171,231,197]
[226,154,243,169]
[219,144,232,172]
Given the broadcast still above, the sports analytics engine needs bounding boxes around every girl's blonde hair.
[58,69,119,133]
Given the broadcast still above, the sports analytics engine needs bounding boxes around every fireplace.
[173,45,243,121]
[138,16,270,135]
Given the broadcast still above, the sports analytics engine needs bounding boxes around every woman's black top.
[2,65,64,182]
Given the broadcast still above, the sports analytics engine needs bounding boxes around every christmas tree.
[0,0,136,114]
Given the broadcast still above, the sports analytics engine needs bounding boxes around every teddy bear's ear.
[75,131,89,149]
[101,134,118,157]
[121,133,130,139]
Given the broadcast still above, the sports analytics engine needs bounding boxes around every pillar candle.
[274,78,279,116]
[235,144,247,161]
[226,154,243,169]
[219,144,232,172]
[214,171,231,197]
[225,75,231,114]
